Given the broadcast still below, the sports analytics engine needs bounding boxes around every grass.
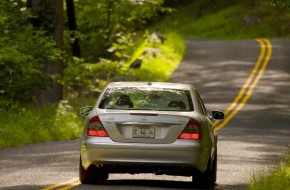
[125,32,185,82]
[0,101,82,148]
[156,0,290,39]
[248,154,290,190]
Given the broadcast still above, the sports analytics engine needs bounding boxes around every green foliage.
[64,57,126,100]
[0,0,184,149]
[272,0,290,8]
[0,0,60,109]
[248,154,290,190]
[74,0,164,62]
[63,31,185,102]
[0,101,82,148]
[63,0,179,102]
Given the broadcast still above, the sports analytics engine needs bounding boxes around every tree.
[27,0,64,106]
[0,0,59,109]
[74,0,164,62]
[66,0,81,58]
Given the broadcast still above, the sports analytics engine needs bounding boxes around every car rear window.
[98,87,194,111]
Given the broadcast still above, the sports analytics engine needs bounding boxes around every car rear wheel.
[79,157,109,184]
[211,150,217,184]
[192,152,217,188]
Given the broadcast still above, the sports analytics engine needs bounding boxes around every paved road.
[0,39,289,190]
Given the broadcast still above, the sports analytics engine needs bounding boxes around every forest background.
[1,0,290,147]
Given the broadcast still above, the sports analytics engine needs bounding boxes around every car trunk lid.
[98,112,191,144]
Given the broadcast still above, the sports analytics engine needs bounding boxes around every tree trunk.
[66,0,81,57]
[105,0,113,47]
[27,0,64,106]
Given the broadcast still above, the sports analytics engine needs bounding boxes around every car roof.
[106,82,195,90]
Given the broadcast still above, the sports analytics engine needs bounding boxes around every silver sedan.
[79,82,224,188]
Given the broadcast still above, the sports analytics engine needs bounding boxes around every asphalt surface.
[0,39,289,190]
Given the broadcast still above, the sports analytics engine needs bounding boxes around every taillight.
[87,116,108,137]
[178,119,201,140]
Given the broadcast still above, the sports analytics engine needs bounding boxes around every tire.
[79,158,96,184]
[79,157,109,184]
[192,153,216,189]
[211,150,217,185]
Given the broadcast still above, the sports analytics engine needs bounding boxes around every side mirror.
[212,111,224,120]
[80,106,93,116]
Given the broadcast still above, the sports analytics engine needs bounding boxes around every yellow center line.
[40,178,79,190]
[214,38,272,131]
[224,39,266,115]
[57,182,80,190]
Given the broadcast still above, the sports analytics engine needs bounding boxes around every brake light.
[87,129,108,137]
[87,116,108,137]
[178,119,201,140]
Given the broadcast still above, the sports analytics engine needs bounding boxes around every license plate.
[132,126,155,138]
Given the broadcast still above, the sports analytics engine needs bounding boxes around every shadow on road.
[0,181,247,190]
[78,179,245,190]
[100,179,195,189]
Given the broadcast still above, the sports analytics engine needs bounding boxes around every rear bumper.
[81,139,210,174]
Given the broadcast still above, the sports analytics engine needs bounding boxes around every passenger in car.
[168,100,186,110]
[115,94,134,108]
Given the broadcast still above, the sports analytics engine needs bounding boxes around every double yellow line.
[41,178,79,190]
[40,38,272,190]
[214,38,272,131]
